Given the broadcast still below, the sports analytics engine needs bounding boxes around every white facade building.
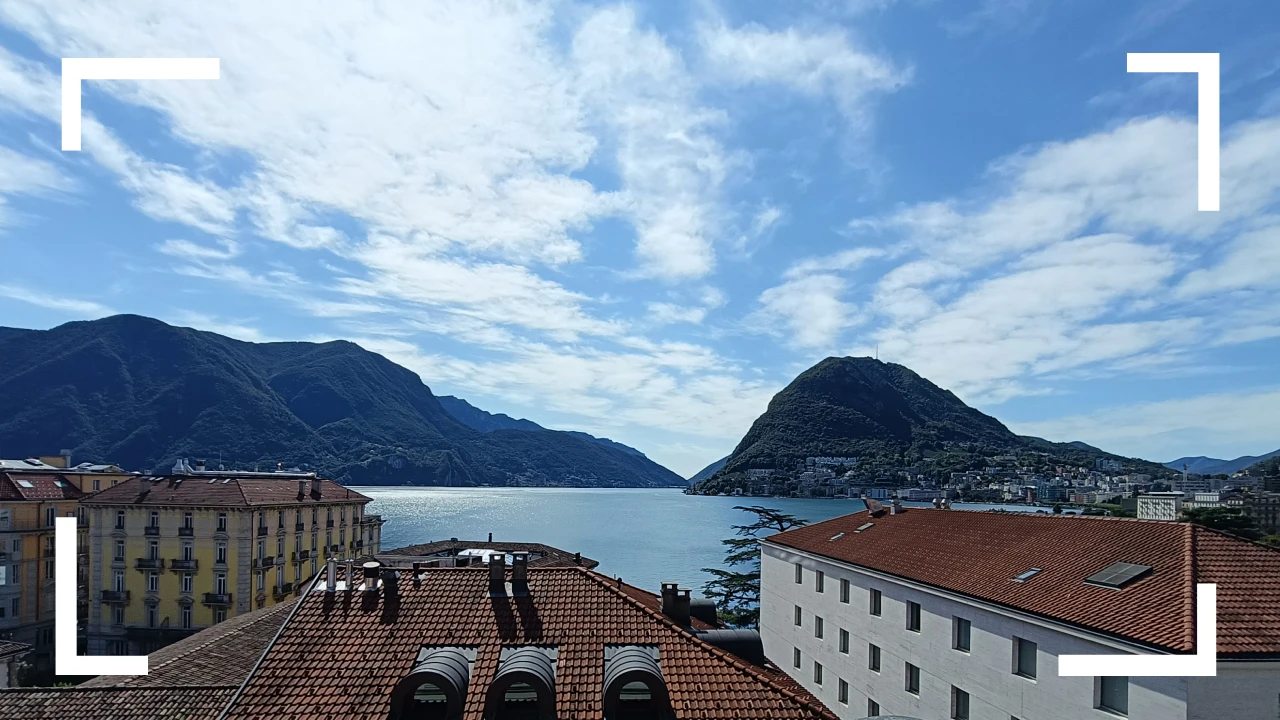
[759,508,1280,720]
[1136,492,1184,521]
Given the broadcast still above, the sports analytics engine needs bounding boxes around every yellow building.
[0,465,84,680]
[82,467,382,655]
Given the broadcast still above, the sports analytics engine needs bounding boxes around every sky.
[0,1,1277,477]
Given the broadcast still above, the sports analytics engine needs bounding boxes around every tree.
[702,506,808,628]
[1181,506,1263,540]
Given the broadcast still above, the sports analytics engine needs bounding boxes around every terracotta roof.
[80,600,299,689]
[765,508,1280,657]
[0,686,233,720]
[0,640,31,658]
[223,566,835,720]
[0,472,83,501]
[82,475,369,507]
[380,539,599,569]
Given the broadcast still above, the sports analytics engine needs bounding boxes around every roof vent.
[389,646,476,720]
[603,645,670,719]
[1085,562,1153,589]
[694,629,766,666]
[1012,568,1042,583]
[485,647,557,720]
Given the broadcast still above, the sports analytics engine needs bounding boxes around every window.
[114,540,125,561]
[1098,677,1128,716]
[278,511,284,528]
[838,678,849,705]
[111,605,124,626]
[113,570,125,592]
[814,615,824,639]
[815,570,824,592]
[839,628,849,654]
[867,699,880,717]
[0,509,8,531]
[1014,637,1037,679]
[953,617,971,652]
[869,588,882,616]
[146,605,157,627]
[216,542,227,565]
[905,662,920,695]
[794,605,802,626]
[45,507,55,527]
[793,647,801,669]
[93,478,100,491]
[181,606,192,629]
[215,572,227,594]
[214,608,227,623]
[795,562,803,584]
[906,601,921,632]
[115,510,125,529]
[951,686,970,720]
[257,539,265,560]
[183,512,193,529]
[147,571,159,592]
[43,559,53,580]
[182,542,194,561]
[813,661,823,685]
[216,513,227,532]
[181,573,193,594]
[149,511,158,528]
[840,578,850,603]
[868,643,881,672]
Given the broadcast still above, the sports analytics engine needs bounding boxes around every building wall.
[0,498,78,675]
[85,497,374,655]
[1187,662,1280,719]
[1136,496,1182,521]
[761,544,1201,720]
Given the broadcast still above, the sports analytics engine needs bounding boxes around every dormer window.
[604,645,671,720]
[388,646,475,720]
[484,646,557,720]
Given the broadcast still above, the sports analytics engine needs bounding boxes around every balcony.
[292,550,310,563]
[202,592,232,606]
[178,526,194,537]
[143,526,160,537]
[253,557,274,569]
[100,590,130,604]
[329,544,342,552]
[326,520,334,528]
[135,558,165,570]
[294,522,305,532]
[361,514,383,525]
[257,526,268,537]
[169,559,198,571]
[272,582,294,600]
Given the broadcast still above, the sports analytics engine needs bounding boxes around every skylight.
[15,479,33,488]
[1012,568,1042,583]
[854,522,875,533]
[1085,562,1153,589]
[829,532,846,542]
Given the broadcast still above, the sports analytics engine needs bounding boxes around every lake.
[362,487,1043,595]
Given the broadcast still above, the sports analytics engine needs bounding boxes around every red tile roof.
[0,473,83,501]
[0,687,233,720]
[82,475,369,507]
[766,508,1280,657]
[223,567,835,719]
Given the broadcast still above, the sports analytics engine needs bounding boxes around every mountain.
[0,315,684,487]
[694,356,1166,491]
[688,456,727,484]
[1164,449,1280,476]
[437,395,648,458]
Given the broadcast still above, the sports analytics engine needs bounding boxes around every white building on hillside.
[759,506,1280,720]
[1136,491,1184,521]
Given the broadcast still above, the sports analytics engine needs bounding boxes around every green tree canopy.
[701,506,807,628]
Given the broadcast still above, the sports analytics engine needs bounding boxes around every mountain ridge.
[1163,449,1280,476]
[0,315,683,487]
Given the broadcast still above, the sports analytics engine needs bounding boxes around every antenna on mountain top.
[875,344,879,360]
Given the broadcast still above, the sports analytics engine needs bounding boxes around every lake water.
[363,487,1046,594]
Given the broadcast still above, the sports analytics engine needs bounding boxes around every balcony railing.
[144,526,160,536]
[257,526,268,537]
[135,558,165,570]
[292,550,310,563]
[100,590,130,603]
[169,559,198,571]
[294,522,305,532]
[272,582,294,599]
[178,526,194,537]
[253,557,274,569]
[202,592,232,606]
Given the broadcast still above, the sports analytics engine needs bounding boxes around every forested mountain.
[0,315,683,487]
[1163,449,1280,476]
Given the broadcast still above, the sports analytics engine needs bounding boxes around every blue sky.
[0,1,1278,476]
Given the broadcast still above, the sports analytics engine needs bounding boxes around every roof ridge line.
[581,568,831,717]
[1184,523,1198,652]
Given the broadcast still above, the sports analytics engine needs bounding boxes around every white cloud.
[753,274,853,350]
[0,283,112,316]
[1012,388,1280,463]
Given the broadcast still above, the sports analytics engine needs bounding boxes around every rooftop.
[81,474,370,508]
[766,508,1280,658]
[379,539,600,570]
[0,472,83,501]
[0,640,32,659]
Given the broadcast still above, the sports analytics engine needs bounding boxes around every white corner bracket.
[1059,582,1217,677]
[55,516,148,676]
[61,57,221,151]
[1126,52,1220,212]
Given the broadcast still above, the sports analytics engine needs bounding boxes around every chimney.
[488,554,507,596]
[193,459,206,472]
[311,477,322,499]
[573,552,581,565]
[511,553,529,595]
[661,582,691,626]
[59,449,72,468]
[325,557,337,593]
[297,480,307,501]
[891,498,903,515]
[942,498,952,510]
[380,568,398,599]
[362,561,381,593]
[487,532,493,542]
